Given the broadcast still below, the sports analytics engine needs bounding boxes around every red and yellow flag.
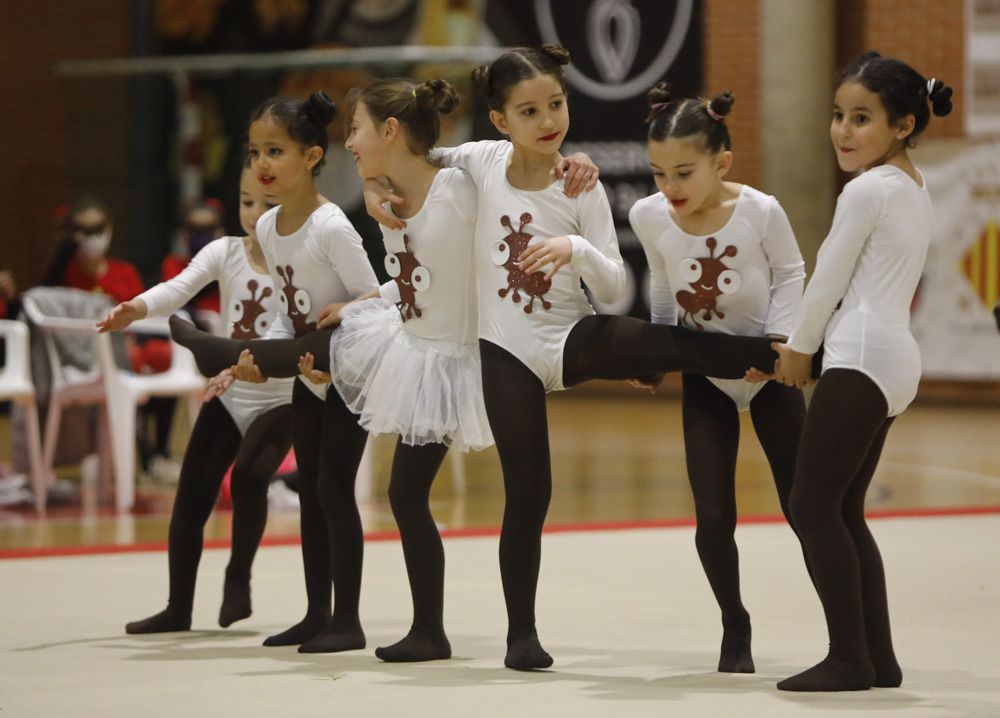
[962,220,1000,308]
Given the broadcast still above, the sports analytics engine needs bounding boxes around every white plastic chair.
[20,292,114,505]
[0,320,46,514]
[94,314,206,510]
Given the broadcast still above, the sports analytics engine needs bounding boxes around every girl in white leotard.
[766,51,953,693]
[629,83,807,674]
[100,167,294,634]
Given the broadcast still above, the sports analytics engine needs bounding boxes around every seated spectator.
[59,197,144,303]
[58,196,178,479]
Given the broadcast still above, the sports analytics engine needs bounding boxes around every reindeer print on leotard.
[230,278,273,339]
[276,265,316,335]
[384,234,431,321]
[492,212,552,314]
[675,237,742,330]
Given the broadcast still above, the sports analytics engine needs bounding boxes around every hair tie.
[706,106,723,122]
[926,78,936,98]
[650,102,668,114]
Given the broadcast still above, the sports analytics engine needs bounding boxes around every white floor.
[1,515,998,717]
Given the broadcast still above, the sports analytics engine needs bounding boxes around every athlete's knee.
[694,507,737,543]
[387,479,424,520]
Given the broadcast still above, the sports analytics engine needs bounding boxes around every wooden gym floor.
[1,385,998,554]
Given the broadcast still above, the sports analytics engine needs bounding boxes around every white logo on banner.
[588,0,640,83]
[535,0,694,101]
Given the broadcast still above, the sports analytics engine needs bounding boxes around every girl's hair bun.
[416,78,460,115]
[927,78,953,117]
[540,43,570,66]
[471,65,492,98]
[708,90,735,120]
[304,90,337,127]
[645,82,672,122]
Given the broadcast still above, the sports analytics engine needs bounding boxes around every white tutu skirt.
[330,299,493,452]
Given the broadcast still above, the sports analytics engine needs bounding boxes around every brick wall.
[1,1,968,299]
[837,0,965,139]
[0,4,130,291]
[704,0,761,187]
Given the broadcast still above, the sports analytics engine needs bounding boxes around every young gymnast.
[178,76,491,662]
[175,46,812,670]
[355,44,821,671]
[239,90,379,651]
[628,83,807,673]
[759,52,952,692]
[99,167,295,633]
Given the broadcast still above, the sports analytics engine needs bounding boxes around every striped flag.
[962,220,1000,309]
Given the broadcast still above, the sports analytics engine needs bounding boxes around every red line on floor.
[2,504,1000,560]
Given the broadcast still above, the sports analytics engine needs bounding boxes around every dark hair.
[644,82,734,153]
[66,196,111,227]
[344,77,459,156]
[249,90,337,176]
[836,51,953,146]
[471,44,570,111]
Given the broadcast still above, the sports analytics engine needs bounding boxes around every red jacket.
[61,256,144,303]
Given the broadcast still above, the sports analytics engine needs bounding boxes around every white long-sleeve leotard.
[135,236,294,433]
[788,164,931,416]
[629,186,805,410]
[329,167,491,450]
[256,202,379,398]
[434,140,626,391]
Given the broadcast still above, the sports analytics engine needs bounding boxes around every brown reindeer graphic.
[276,265,316,335]
[675,237,742,330]
[384,234,431,321]
[493,212,552,314]
[231,278,273,339]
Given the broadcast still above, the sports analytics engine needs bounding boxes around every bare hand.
[518,236,573,279]
[203,368,237,400]
[627,373,666,394]
[298,352,331,385]
[744,367,774,383]
[554,153,600,198]
[317,302,347,330]
[96,299,146,333]
[363,179,405,230]
[772,342,814,388]
[231,349,267,383]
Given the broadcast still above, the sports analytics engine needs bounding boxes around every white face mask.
[79,230,111,259]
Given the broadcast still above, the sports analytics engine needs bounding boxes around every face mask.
[187,230,216,256]
[79,230,111,259]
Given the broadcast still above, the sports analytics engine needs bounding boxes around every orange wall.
[705,0,762,186]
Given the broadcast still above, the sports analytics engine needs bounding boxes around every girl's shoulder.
[217,235,257,267]
[435,165,477,192]
[469,138,510,159]
[312,202,359,238]
[313,201,348,223]
[215,235,245,251]
[736,184,785,219]
[840,168,892,210]
[255,206,281,243]
[628,191,670,229]
[434,166,478,209]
